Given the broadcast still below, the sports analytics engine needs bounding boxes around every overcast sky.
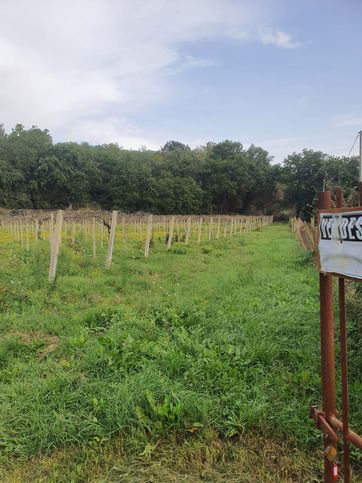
[1,0,361,162]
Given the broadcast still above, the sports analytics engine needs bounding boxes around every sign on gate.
[319,209,362,280]
[314,184,362,482]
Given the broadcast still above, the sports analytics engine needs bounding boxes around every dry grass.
[1,432,324,482]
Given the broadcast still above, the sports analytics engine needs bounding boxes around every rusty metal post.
[317,191,337,482]
[338,278,350,482]
[359,131,362,205]
[336,186,350,483]
[329,416,362,450]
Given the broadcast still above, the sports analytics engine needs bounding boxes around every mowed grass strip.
[0,224,360,480]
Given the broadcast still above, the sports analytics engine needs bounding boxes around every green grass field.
[0,224,360,481]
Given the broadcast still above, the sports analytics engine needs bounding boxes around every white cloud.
[62,118,162,150]
[335,116,362,127]
[260,134,352,163]
[258,27,301,48]
[0,0,299,147]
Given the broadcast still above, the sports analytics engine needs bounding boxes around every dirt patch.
[9,331,60,357]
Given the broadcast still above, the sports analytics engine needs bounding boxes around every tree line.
[0,124,359,219]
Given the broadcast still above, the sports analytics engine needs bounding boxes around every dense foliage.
[0,124,359,218]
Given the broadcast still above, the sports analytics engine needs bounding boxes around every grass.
[0,224,360,481]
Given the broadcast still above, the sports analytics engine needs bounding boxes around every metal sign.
[319,210,362,280]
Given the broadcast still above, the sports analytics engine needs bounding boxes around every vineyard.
[0,215,351,482]
[0,211,272,282]
[0,214,361,481]
[2,1,362,480]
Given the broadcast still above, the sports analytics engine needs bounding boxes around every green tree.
[200,141,253,213]
[282,149,327,220]
[161,141,190,153]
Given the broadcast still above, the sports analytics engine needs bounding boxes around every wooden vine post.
[208,217,213,242]
[105,210,118,269]
[25,221,29,251]
[216,217,221,239]
[35,219,39,244]
[144,214,153,258]
[197,217,203,244]
[100,222,104,248]
[19,221,23,246]
[72,222,76,244]
[167,216,175,250]
[185,217,191,245]
[48,210,64,283]
[92,217,96,259]
[49,212,54,245]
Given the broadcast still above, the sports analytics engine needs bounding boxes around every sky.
[0,0,362,163]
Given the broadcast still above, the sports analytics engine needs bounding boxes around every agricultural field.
[0,220,360,482]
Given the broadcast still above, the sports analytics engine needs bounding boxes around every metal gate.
[311,187,362,482]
